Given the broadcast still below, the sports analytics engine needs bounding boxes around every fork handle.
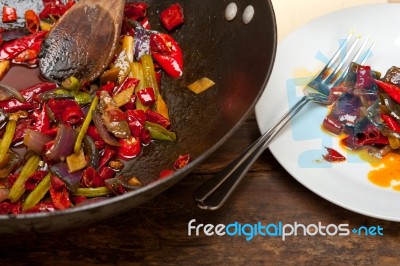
[193,96,311,210]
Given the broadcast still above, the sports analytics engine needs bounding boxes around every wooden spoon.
[39,0,125,83]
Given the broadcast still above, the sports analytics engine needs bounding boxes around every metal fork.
[193,31,375,210]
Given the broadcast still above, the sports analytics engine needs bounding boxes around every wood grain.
[1,112,399,265]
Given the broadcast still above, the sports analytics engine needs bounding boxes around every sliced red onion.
[1,30,27,42]
[92,110,120,147]
[0,84,26,103]
[50,162,82,192]
[46,125,76,161]
[23,129,53,154]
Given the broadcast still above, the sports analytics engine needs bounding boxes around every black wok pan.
[0,0,276,233]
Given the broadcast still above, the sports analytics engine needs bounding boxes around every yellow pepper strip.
[74,95,99,154]
[73,186,111,197]
[113,85,135,107]
[66,148,87,172]
[8,154,41,202]
[141,54,170,116]
[0,60,10,79]
[122,35,134,63]
[0,119,16,164]
[22,172,51,211]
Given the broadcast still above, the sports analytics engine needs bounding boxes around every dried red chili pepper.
[0,201,21,215]
[117,136,141,160]
[137,87,156,106]
[87,125,106,149]
[81,167,104,187]
[126,109,145,137]
[12,119,32,144]
[47,98,80,122]
[124,2,148,21]
[160,3,184,31]
[150,33,183,78]
[25,171,47,191]
[381,114,400,133]
[113,77,139,95]
[61,105,84,125]
[322,147,346,162]
[99,146,117,169]
[30,103,51,132]
[145,109,170,128]
[159,169,175,179]
[2,6,17,23]
[24,202,55,213]
[140,129,151,145]
[49,175,71,210]
[98,166,116,180]
[0,31,47,61]
[39,0,75,20]
[174,154,191,170]
[25,10,40,33]
[0,82,57,112]
[376,79,400,104]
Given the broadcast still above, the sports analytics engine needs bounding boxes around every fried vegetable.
[188,77,215,94]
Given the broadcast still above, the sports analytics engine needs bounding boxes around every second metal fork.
[193,31,375,210]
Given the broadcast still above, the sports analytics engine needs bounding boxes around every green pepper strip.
[62,76,80,91]
[8,154,41,202]
[73,186,111,197]
[0,119,16,164]
[23,172,51,211]
[141,54,160,96]
[145,121,176,141]
[74,95,99,154]
[73,91,92,105]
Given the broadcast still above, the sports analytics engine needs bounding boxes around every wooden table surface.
[1,112,400,265]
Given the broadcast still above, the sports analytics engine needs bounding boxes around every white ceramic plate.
[255,3,400,221]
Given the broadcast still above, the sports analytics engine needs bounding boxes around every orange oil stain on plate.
[368,152,400,190]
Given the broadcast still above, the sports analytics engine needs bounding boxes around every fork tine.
[328,34,361,80]
[330,34,373,85]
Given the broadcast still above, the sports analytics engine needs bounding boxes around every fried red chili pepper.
[2,6,17,23]
[0,82,57,112]
[376,79,400,104]
[150,33,183,78]
[322,147,346,162]
[137,87,156,106]
[0,31,47,61]
[124,2,148,21]
[381,114,400,133]
[24,10,40,33]
[39,0,75,20]
[117,136,141,160]
[160,3,184,31]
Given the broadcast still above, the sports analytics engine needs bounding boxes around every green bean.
[74,95,98,154]
[8,154,41,202]
[73,91,92,105]
[0,119,16,164]
[62,76,80,91]
[145,121,176,141]
[22,173,51,211]
[73,186,111,197]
